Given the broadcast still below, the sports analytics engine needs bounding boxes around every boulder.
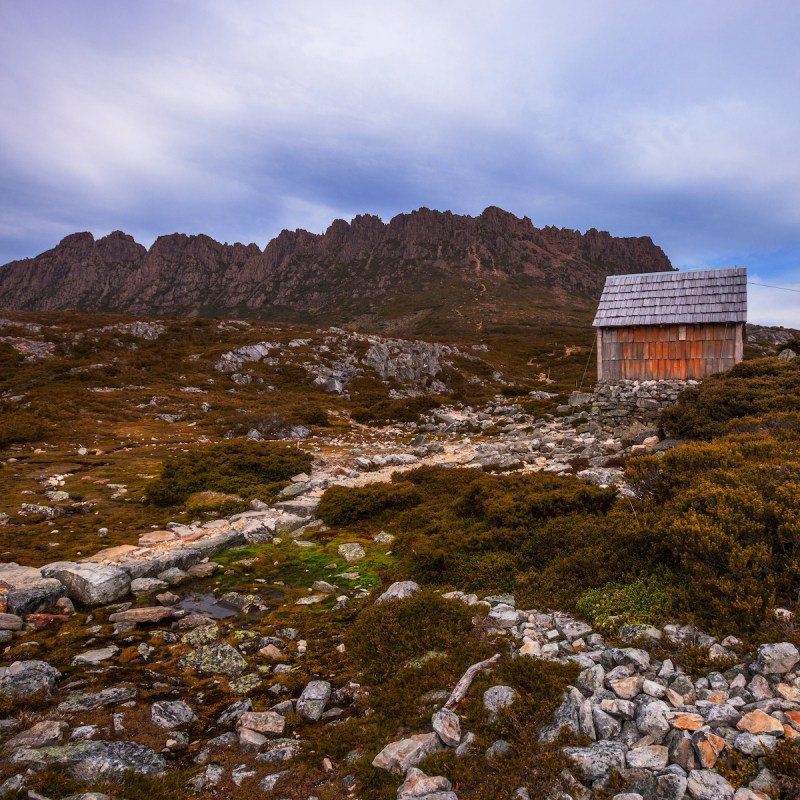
[296,680,331,721]
[42,562,131,605]
[151,700,198,729]
[372,732,444,775]
[0,562,66,616]
[432,708,462,747]
[564,740,627,781]
[375,581,420,604]
[687,769,735,800]
[757,642,800,675]
[0,660,60,701]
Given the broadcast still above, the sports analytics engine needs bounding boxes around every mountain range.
[0,207,672,335]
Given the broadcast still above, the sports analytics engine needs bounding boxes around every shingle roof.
[592,267,747,327]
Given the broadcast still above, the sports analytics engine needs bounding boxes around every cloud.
[0,0,799,311]
[748,276,800,329]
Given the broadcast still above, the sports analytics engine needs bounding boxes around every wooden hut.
[592,267,747,382]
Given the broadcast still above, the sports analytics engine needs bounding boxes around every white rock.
[375,581,420,604]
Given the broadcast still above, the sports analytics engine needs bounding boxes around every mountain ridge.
[0,206,673,334]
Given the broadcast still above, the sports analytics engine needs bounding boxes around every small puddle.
[178,589,286,619]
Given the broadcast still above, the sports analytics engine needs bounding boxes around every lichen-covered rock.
[296,680,331,721]
[11,740,166,782]
[151,701,198,729]
[180,643,248,676]
[483,685,516,714]
[58,687,137,713]
[338,542,365,562]
[757,642,800,675]
[564,740,627,781]
[0,660,60,702]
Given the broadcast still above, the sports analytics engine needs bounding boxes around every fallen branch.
[444,653,501,710]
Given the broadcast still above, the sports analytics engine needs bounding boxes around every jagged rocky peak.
[0,207,672,327]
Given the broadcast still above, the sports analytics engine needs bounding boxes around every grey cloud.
[0,1,799,324]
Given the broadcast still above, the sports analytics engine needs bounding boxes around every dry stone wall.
[589,379,696,427]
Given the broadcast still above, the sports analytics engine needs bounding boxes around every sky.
[1,1,799,326]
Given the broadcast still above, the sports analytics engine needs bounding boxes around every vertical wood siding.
[597,323,743,381]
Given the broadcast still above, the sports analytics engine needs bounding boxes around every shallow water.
[177,588,286,619]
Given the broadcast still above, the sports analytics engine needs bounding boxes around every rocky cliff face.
[0,207,672,331]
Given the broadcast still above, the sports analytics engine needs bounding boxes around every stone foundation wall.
[586,379,696,427]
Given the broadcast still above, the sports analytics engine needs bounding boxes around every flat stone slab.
[108,607,175,624]
[10,740,166,782]
[41,562,131,606]
[73,646,119,666]
[4,720,68,750]
[58,687,137,713]
[237,711,285,737]
[151,700,197,729]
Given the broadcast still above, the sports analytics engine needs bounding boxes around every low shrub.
[146,440,312,506]
[764,739,800,797]
[351,395,439,426]
[0,411,47,447]
[346,589,477,683]
[184,490,247,517]
[661,355,800,440]
[318,482,423,527]
[295,404,330,427]
[576,573,674,632]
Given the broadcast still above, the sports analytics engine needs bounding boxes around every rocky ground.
[0,379,788,800]
[1,315,799,799]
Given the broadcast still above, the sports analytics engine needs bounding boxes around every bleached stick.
[444,653,501,710]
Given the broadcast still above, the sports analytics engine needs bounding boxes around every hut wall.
[597,322,743,382]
